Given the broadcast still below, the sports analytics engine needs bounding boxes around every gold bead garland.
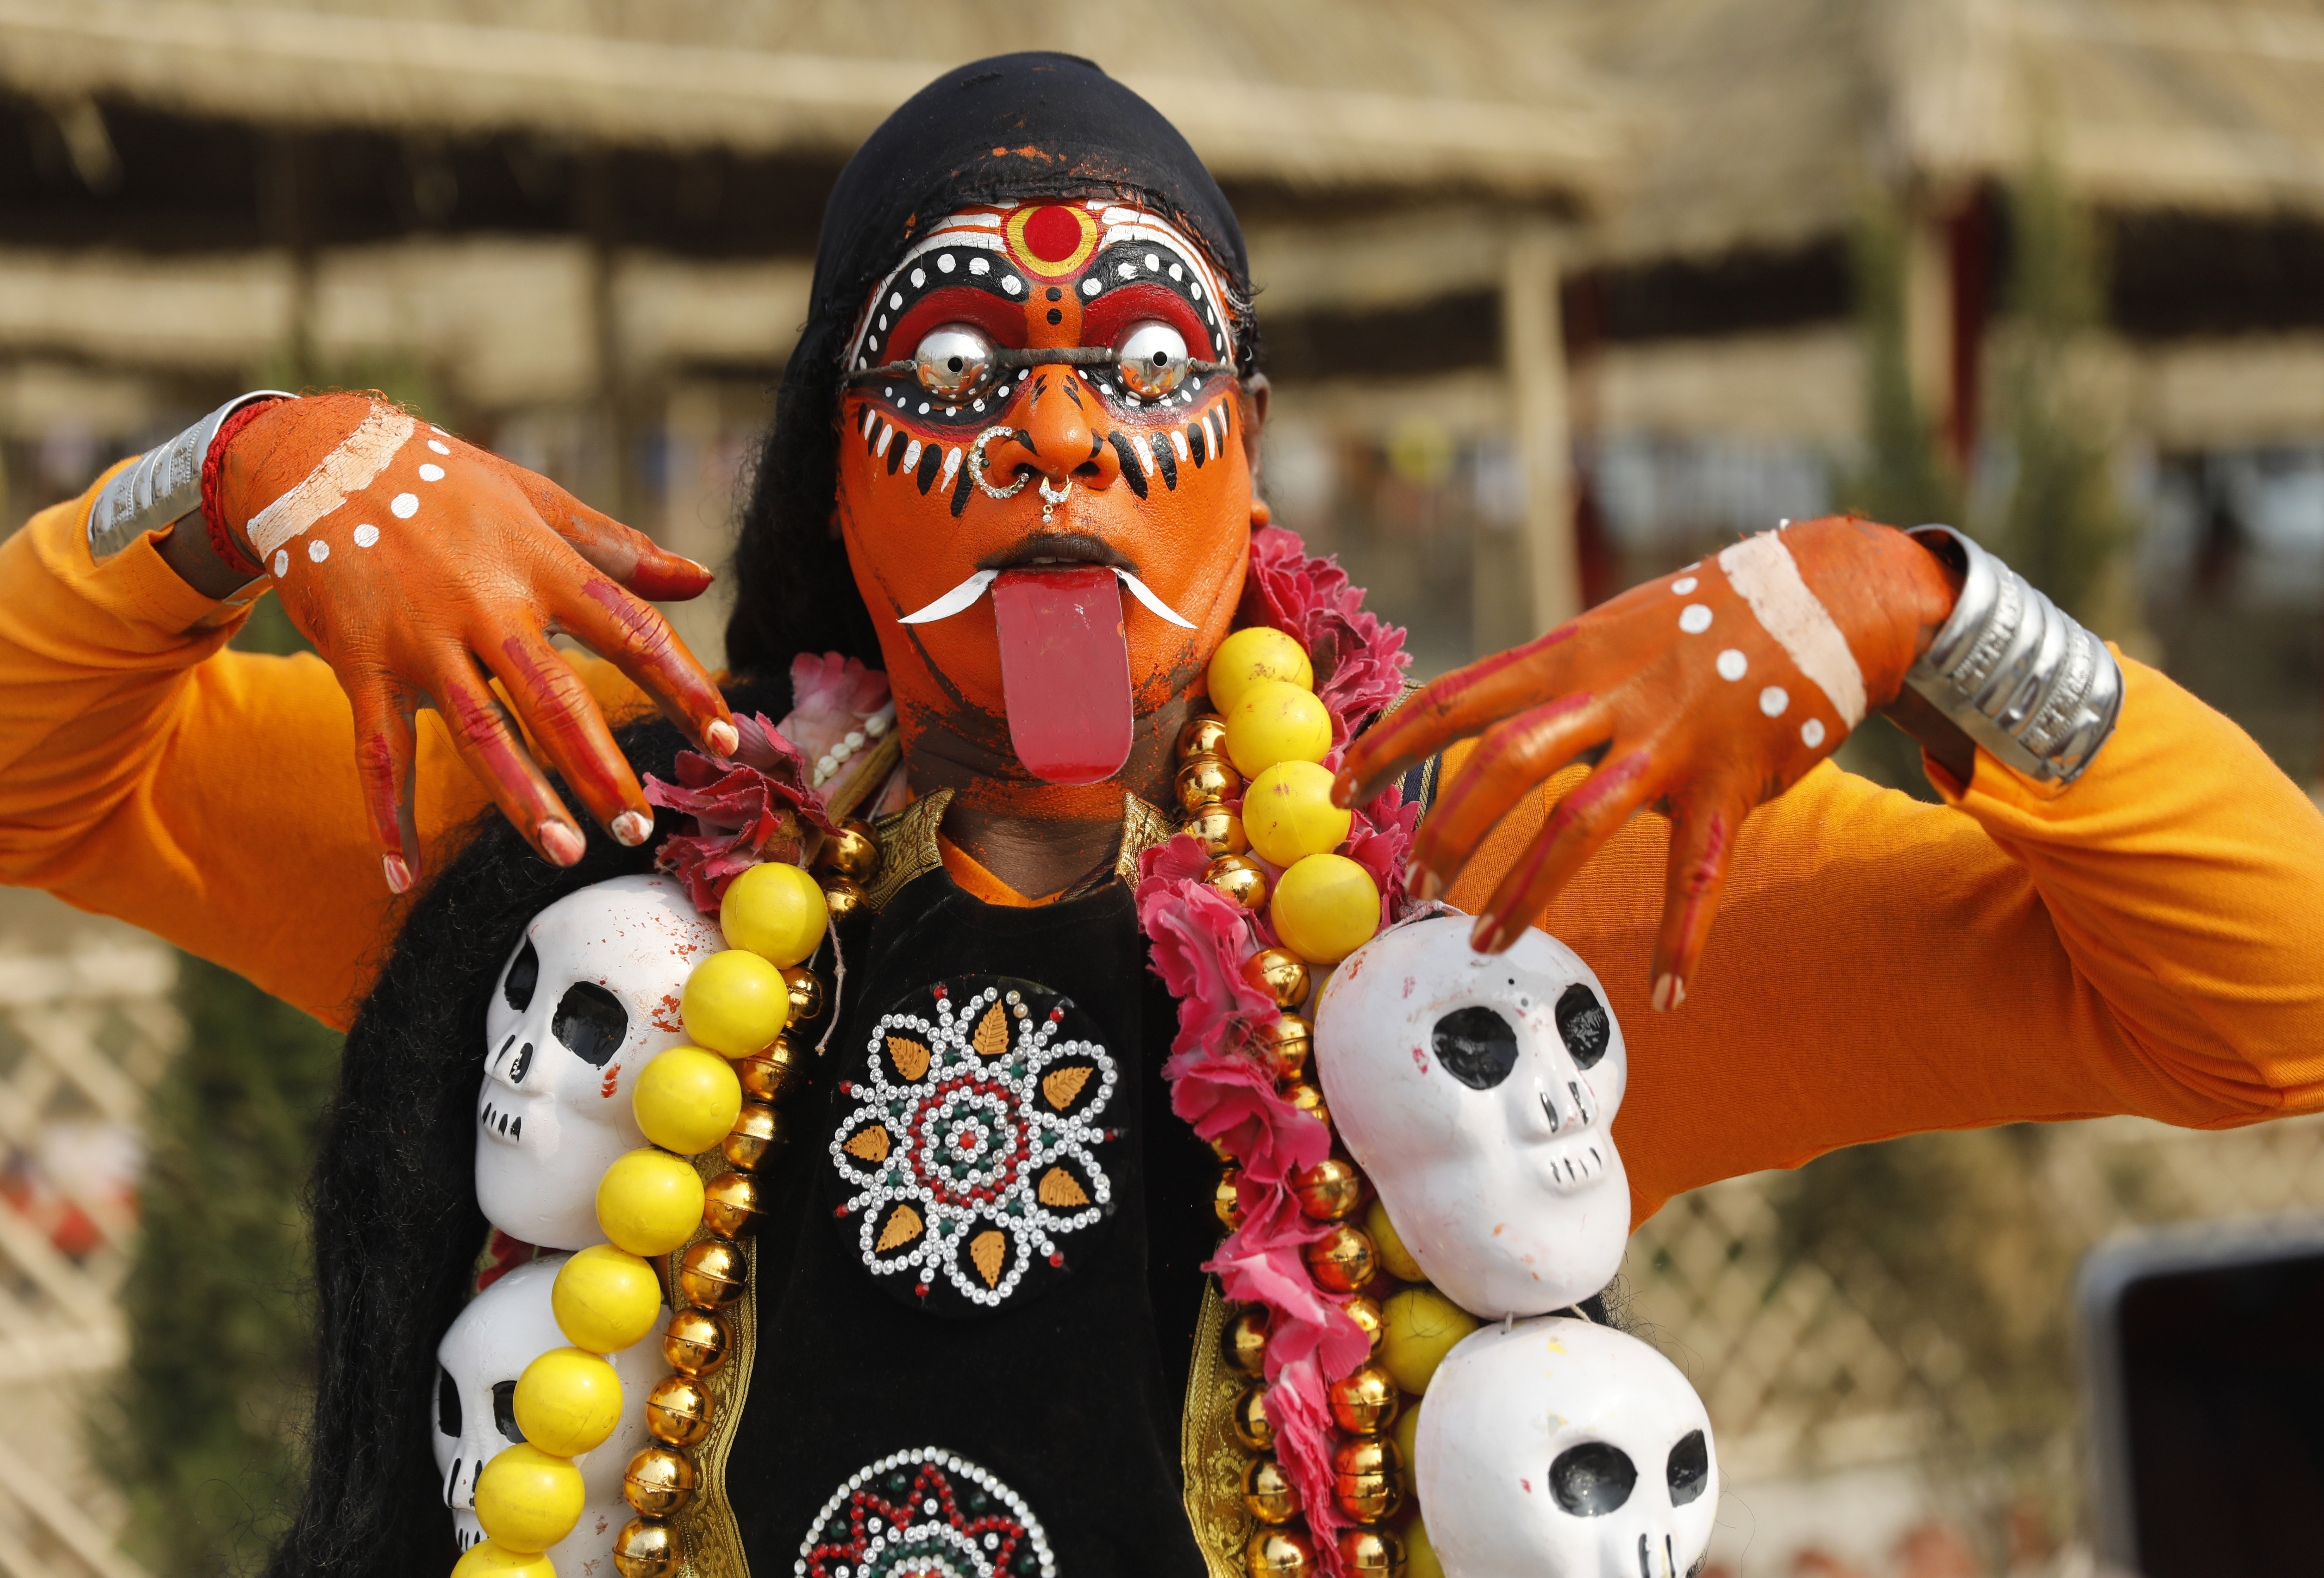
[1170,655,1411,1578]
[456,821,879,1578]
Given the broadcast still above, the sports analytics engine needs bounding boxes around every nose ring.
[969,425,1028,502]
[970,423,1074,523]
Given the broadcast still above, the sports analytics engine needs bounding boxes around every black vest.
[724,864,1219,1577]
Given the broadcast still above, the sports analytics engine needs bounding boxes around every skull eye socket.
[436,1363,460,1437]
[1549,1440,1636,1516]
[551,983,629,1068]
[1431,1006,1518,1090]
[1667,1428,1710,1506]
[491,1379,524,1443]
[1555,983,1610,1070]
[502,940,540,1012]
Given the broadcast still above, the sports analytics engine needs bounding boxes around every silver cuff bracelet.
[86,389,295,562]
[1901,525,2123,793]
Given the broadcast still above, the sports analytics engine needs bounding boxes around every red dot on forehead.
[1022,206,1084,263]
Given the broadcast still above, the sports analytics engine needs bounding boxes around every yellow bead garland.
[1180,627,1414,1578]
[466,828,877,1577]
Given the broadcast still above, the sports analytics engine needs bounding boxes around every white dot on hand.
[1802,719,1827,748]
[391,493,418,518]
[426,439,450,455]
[1716,648,1748,681]
[1671,576,1698,595]
[418,463,445,482]
[308,538,330,563]
[353,524,380,547]
[271,549,288,577]
[1759,685,1789,716]
[1679,604,1712,634]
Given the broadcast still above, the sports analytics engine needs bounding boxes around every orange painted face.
[833,201,1255,784]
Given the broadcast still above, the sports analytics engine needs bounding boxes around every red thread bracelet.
[198,398,283,580]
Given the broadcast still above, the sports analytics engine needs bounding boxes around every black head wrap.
[724,51,1256,678]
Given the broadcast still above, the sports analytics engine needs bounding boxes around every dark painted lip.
[977,531,1136,576]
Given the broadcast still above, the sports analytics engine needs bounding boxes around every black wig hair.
[265,681,786,1577]
[723,51,1258,679]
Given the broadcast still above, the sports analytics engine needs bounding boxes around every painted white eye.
[1117,321,1189,399]
[914,324,994,400]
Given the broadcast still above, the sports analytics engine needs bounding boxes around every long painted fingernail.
[382,853,413,894]
[1410,864,1444,903]
[1652,973,1687,1012]
[705,719,740,757]
[612,810,652,847]
[1470,914,1506,952]
[680,556,713,577]
[541,819,586,866]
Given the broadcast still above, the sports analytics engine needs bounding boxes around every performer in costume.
[1,51,2322,1578]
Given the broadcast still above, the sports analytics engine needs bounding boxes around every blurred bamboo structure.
[7,3,2324,1573]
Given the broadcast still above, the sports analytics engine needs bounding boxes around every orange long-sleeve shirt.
[6,471,2323,1226]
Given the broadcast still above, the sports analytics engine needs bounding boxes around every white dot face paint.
[391,493,419,519]
[1002,276,1021,294]
[354,523,380,547]
[1716,649,1748,681]
[969,257,989,275]
[272,548,288,577]
[1802,719,1828,748]
[1672,576,1698,595]
[308,538,330,563]
[938,254,956,273]
[910,268,926,288]
[427,439,450,455]
[1679,604,1713,635]
[1081,278,1101,296]
[1759,685,1789,716]
[418,463,445,482]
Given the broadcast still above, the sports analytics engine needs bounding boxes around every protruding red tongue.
[991,566,1135,785]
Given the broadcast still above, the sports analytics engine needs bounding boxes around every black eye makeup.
[848,242,1029,374]
[843,234,1236,429]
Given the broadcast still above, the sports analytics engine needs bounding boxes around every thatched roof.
[1576,0,2324,262]
[0,0,1620,200]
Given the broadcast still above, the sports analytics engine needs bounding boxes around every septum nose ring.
[970,424,1076,525]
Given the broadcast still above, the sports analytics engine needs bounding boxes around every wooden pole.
[1501,220,1578,639]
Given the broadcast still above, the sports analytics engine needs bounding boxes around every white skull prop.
[1416,1316,1717,1578]
[432,1256,669,1576]
[479,873,722,1250]
[1314,914,1628,1317]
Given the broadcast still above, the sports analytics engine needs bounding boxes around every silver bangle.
[86,389,295,562]
[1902,525,2123,793]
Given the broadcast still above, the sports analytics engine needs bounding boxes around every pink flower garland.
[1141,527,1416,1575]
[645,714,835,914]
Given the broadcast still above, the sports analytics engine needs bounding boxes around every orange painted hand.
[213,392,737,892]
[1336,516,1959,1005]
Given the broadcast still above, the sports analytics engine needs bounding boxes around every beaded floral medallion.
[830,976,1117,1315]
[795,1447,1056,1578]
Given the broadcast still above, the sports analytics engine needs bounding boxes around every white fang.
[1116,569,1196,629]
[896,569,998,625]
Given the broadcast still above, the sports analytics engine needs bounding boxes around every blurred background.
[2,1,2322,1573]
